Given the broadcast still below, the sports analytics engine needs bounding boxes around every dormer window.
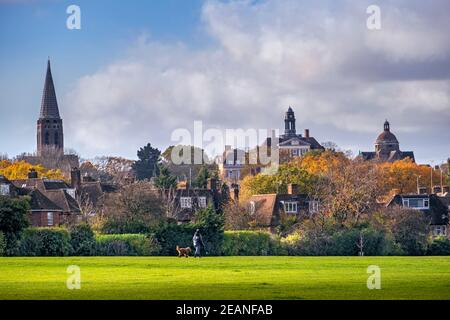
[402,197,430,210]
[283,201,298,213]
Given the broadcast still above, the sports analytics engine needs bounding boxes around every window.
[433,225,446,237]
[180,197,192,209]
[292,149,299,156]
[402,197,430,209]
[54,132,59,145]
[0,184,10,196]
[47,212,54,226]
[308,201,319,213]
[283,201,298,213]
[249,201,256,215]
[197,197,207,208]
[44,131,50,144]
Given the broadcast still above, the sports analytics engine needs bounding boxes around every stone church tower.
[37,59,64,156]
[21,59,79,177]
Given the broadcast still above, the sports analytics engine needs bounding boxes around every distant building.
[359,120,415,163]
[218,146,245,183]
[2,170,80,227]
[264,107,324,161]
[386,193,449,238]
[21,60,79,176]
[246,184,319,228]
[173,178,224,222]
[1,167,116,227]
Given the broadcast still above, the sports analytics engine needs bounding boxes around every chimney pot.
[304,129,310,138]
[287,183,298,195]
[28,168,38,179]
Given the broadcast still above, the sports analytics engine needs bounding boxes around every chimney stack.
[71,167,81,189]
[207,178,217,191]
[418,187,428,195]
[28,168,38,179]
[304,129,310,138]
[230,183,239,203]
[287,183,298,195]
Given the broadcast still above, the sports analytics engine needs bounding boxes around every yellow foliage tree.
[0,160,64,180]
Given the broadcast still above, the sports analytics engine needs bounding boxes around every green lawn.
[0,256,449,300]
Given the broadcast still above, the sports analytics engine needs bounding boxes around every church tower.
[37,59,64,156]
[284,106,297,137]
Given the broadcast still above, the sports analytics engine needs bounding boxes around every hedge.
[19,228,71,256]
[95,234,160,256]
[70,223,96,256]
[222,231,287,256]
[150,223,198,256]
[0,231,5,256]
[427,237,450,255]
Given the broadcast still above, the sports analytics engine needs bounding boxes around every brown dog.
[176,245,192,258]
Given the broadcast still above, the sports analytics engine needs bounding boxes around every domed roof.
[375,120,399,144]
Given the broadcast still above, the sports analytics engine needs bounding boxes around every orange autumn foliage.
[378,158,442,194]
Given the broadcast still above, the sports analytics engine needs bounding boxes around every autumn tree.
[101,181,164,233]
[378,159,440,194]
[0,160,64,180]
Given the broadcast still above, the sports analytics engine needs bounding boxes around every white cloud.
[64,0,450,161]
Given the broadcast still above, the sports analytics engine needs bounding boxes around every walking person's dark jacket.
[193,229,205,257]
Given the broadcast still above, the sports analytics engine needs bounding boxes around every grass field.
[0,256,449,300]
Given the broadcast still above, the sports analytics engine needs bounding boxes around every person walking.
[192,229,205,258]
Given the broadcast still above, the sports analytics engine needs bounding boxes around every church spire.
[37,59,64,156]
[40,59,60,119]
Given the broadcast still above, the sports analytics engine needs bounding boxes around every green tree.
[193,166,210,188]
[194,205,225,255]
[0,196,30,255]
[132,143,161,180]
[154,165,177,190]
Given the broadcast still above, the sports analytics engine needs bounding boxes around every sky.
[0,0,449,164]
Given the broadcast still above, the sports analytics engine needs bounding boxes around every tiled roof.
[45,189,80,213]
[27,189,62,211]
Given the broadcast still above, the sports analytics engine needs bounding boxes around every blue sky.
[0,0,449,164]
[0,0,205,157]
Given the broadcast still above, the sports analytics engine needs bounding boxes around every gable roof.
[45,189,80,213]
[279,137,311,147]
[248,194,278,226]
[27,189,63,212]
